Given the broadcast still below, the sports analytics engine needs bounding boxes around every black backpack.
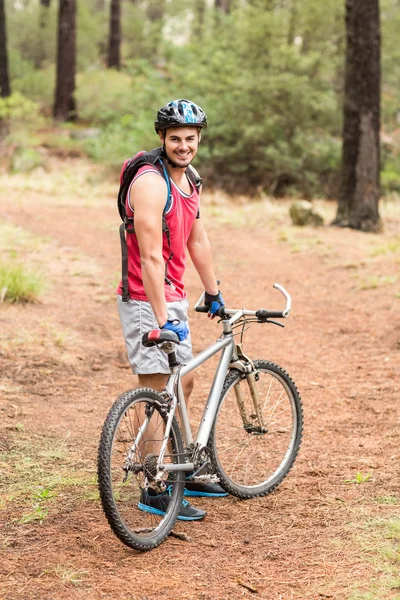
[117,147,202,302]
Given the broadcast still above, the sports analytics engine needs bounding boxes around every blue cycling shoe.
[138,487,206,521]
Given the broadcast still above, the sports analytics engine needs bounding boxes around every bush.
[0,92,40,121]
[163,8,341,196]
[76,69,134,125]
[0,263,43,303]
[381,144,400,194]
[12,66,55,109]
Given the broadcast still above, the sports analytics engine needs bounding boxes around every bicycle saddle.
[142,330,180,347]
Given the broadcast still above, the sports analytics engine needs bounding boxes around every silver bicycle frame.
[155,283,292,474]
[157,335,234,473]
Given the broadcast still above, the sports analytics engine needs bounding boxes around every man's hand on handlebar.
[204,291,225,319]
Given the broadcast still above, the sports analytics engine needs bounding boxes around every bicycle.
[97,283,303,551]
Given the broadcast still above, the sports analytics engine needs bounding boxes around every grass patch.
[56,565,88,587]
[357,274,398,290]
[374,496,399,505]
[0,261,44,303]
[370,237,400,257]
[277,226,328,254]
[0,432,98,522]
[349,516,400,599]
[0,222,48,303]
[0,159,115,206]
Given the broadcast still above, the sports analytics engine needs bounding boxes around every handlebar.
[194,283,292,322]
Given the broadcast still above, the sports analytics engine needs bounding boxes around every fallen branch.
[237,579,258,593]
[169,531,191,542]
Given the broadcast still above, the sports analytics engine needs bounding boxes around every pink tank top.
[117,165,199,302]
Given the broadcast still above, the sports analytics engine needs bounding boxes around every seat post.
[167,351,180,370]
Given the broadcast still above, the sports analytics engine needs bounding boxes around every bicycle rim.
[98,389,185,551]
[211,361,303,498]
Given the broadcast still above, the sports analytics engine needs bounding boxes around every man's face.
[160,127,201,168]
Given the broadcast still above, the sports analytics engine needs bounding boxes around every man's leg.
[137,373,194,455]
[138,373,194,401]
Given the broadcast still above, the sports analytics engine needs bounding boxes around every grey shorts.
[117,295,193,375]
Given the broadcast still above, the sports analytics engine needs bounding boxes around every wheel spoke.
[212,362,302,496]
[98,390,185,551]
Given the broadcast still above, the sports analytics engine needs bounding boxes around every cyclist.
[117,99,227,520]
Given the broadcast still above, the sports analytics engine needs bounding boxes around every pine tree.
[0,0,11,98]
[53,0,76,121]
[108,0,121,69]
[333,0,381,232]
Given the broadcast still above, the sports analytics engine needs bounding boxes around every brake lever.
[259,318,285,328]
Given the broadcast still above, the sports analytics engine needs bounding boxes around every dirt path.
[0,161,399,600]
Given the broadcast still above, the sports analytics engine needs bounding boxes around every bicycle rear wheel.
[98,388,185,551]
[210,360,303,498]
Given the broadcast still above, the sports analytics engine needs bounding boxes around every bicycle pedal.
[191,474,220,484]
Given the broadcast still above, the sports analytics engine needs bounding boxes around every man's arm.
[129,173,168,327]
[187,217,219,296]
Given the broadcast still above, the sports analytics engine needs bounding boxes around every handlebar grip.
[195,305,227,318]
[195,306,209,313]
[256,309,284,320]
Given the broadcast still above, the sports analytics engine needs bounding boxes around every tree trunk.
[215,0,230,14]
[108,0,121,69]
[287,0,297,46]
[53,0,76,121]
[0,0,11,98]
[333,0,381,232]
[192,0,206,41]
[146,0,166,61]
[37,0,52,68]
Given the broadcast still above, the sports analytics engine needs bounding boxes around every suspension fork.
[233,383,252,428]
[231,344,266,432]
[246,372,265,430]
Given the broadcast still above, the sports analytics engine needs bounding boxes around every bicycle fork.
[232,345,268,434]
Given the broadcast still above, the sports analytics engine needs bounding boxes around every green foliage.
[75,69,134,124]
[163,5,341,194]
[0,262,44,303]
[381,0,400,127]
[12,66,54,108]
[81,4,342,194]
[6,0,57,69]
[2,0,400,197]
[77,1,107,70]
[0,92,39,121]
[381,152,400,194]
[344,472,373,484]
[79,64,170,165]
[11,147,44,172]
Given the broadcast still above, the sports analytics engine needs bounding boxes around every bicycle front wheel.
[98,388,185,551]
[210,361,303,498]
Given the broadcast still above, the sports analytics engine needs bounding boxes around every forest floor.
[0,157,399,600]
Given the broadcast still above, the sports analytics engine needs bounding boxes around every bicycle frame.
[144,283,291,479]
[163,334,234,469]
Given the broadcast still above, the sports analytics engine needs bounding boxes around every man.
[117,99,227,520]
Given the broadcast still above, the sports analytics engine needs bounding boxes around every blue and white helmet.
[155,99,207,132]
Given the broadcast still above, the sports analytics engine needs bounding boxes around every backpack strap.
[120,222,130,302]
[119,151,174,302]
[187,164,203,192]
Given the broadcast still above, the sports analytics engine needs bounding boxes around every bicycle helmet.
[155,99,207,132]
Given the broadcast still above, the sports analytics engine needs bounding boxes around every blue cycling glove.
[204,291,225,319]
[161,319,189,341]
